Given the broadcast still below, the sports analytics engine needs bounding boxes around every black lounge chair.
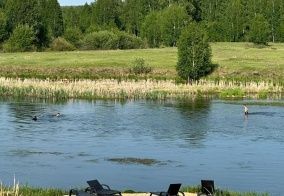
[69,189,93,196]
[150,183,184,196]
[86,179,122,196]
[197,180,215,196]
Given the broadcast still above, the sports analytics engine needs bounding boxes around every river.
[0,97,283,195]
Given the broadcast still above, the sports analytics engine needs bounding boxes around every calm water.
[1,97,284,195]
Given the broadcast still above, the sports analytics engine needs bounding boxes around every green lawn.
[210,42,284,80]
[0,42,283,81]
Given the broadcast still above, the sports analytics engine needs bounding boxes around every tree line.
[0,0,283,52]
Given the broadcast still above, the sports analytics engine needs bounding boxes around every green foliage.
[220,88,245,98]
[42,0,64,38]
[277,15,284,42]
[61,6,80,30]
[83,31,119,50]
[160,4,191,47]
[5,0,48,48]
[0,10,8,42]
[130,58,153,75]
[50,37,76,51]
[180,185,200,193]
[249,14,270,45]
[120,0,147,36]
[176,22,212,82]
[116,31,146,49]
[92,0,121,28]
[258,90,268,99]
[3,24,36,52]
[141,11,162,48]
[82,30,146,50]
[63,27,83,48]
[18,186,65,196]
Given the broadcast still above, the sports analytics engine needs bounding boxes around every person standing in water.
[244,104,248,115]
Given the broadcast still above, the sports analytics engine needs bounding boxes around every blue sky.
[58,0,93,6]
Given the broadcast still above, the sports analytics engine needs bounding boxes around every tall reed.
[0,176,19,196]
[0,77,283,100]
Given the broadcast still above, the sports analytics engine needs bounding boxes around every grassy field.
[0,47,178,79]
[209,42,284,81]
[0,42,283,99]
[1,42,284,81]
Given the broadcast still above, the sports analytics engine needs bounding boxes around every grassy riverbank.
[0,181,270,196]
[0,42,284,99]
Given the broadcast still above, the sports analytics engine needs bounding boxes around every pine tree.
[42,0,64,38]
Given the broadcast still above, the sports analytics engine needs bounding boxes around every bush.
[63,27,83,48]
[130,58,153,75]
[3,24,36,52]
[50,37,76,51]
[82,31,119,50]
[116,31,147,49]
[258,90,268,99]
[220,88,245,98]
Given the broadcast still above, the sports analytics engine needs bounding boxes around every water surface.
[0,97,283,195]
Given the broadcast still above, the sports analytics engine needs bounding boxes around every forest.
[0,0,284,52]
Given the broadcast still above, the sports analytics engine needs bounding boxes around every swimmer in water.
[56,113,60,117]
[244,104,248,115]
[32,116,37,121]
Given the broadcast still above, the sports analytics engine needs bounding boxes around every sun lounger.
[150,183,184,196]
[197,180,215,196]
[86,179,122,196]
[69,189,93,196]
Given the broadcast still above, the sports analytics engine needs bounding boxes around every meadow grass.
[209,42,284,81]
[0,42,284,81]
[0,42,284,98]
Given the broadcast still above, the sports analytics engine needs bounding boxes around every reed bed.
[0,77,283,100]
[0,178,19,196]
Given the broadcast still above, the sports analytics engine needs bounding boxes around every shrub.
[258,90,268,99]
[130,58,153,75]
[82,31,119,50]
[50,37,76,51]
[116,31,147,49]
[220,88,245,98]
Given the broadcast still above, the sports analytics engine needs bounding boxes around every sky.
[58,0,94,6]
